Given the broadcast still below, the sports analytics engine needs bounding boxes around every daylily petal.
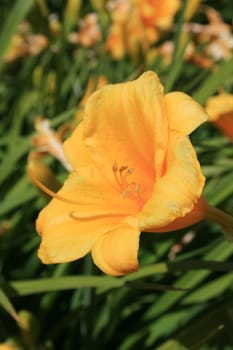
[83,71,168,200]
[37,199,100,263]
[91,217,140,276]
[205,93,233,141]
[139,0,181,29]
[37,166,139,263]
[165,92,208,135]
[63,122,91,169]
[139,132,205,230]
[212,113,233,141]
[148,196,207,232]
[206,93,233,121]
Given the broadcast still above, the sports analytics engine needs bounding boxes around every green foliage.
[0,0,34,69]
[0,0,233,349]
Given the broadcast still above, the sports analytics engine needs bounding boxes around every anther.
[119,165,128,172]
[125,168,134,176]
[112,161,118,172]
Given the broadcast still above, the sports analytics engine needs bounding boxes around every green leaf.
[143,240,233,322]
[157,340,188,350]
[3,263,168,296]
[169,260,233,273]
[97,262,168,294]
[0,176,37,215]
[182,272,233,304]
[192,56,233,104]
[0,137,30,186]
[205,172,233,205]
[0,288,18,321]
[176,298,233,349]
[0,0,35,70]
[63,0,82,36]
[5,276,122,296]
[146,306,203,347]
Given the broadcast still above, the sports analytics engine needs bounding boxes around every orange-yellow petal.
[139,0,181,29]
[213,114,233,141]
[139,132,205,230]
[150,196,207,232]
[37,166,139,264]
[206,93,233,141]
[165,92,208,135]
[105,23,125,60]
[91,217,140,276]
[83,71,168,200]
[206,93,233,121]
[63,122,91,169]
[37,200,100,263]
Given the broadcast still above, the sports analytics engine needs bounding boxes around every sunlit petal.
[83,71,168,200]
[139,132,205,230]
[206,92,233,141]
[37,167,139,264]
[148,196,207,232]
[63,122,91,169]
[91,217,140,276]
[165,92,208,135]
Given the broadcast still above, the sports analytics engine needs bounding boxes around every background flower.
[206,92,233,141]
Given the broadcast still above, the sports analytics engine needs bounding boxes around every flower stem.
[206,205,233,241]
[206,205,233,227]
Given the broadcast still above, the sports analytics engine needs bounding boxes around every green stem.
[206,205,233,241]
[206,205,233,227]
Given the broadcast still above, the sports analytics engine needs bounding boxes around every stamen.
[122,188,130,198]
[119,166,128,187]
[122,182,140,198]
[112,161,123,189]
[112,161,118,172]
[119,165,128,172]
[125,168,134,176]
[27,165,81,206]
[134,182,140,197]
[112,162,140,198]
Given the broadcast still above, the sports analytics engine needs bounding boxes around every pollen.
[112,162,140,198]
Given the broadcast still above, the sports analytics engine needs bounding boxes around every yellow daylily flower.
[137,0,181,30]
[106,0,181,59]
[35,71,209,276]
[4,22,48,63]
[206,92,233,142]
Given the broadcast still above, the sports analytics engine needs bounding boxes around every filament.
[112,162,140,198]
